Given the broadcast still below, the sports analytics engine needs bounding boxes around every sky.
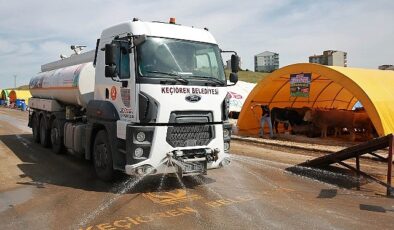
[0,0,393,89]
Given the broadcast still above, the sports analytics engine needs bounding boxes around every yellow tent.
[237,63,394,137]
[9,90,32,103]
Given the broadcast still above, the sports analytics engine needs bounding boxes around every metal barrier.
[298,134,393,196]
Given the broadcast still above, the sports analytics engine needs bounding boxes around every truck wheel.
[51,119,64,154]
[40,116,50,147]
[93,130,114,181]
[32,113,40,143]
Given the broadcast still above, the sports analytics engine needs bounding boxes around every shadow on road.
[0,134,214,194]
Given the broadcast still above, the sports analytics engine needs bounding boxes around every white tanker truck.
[28,18,239,181]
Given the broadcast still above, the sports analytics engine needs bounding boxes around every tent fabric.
[1,89,10,100]
[227,80,256,112]
[9,90,32,103]
[237,63,394,136]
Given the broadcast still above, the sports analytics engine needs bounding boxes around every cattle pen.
[234,63,394,196]
[237,63,394,138]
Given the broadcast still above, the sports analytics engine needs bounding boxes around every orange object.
[237,63,394,137]
[169,17,176,24]
[110,86,117,100]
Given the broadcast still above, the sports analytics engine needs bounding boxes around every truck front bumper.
[124,148,231,177]
[124,123,232,177]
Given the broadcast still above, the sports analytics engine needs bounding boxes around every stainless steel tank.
[29,62,95,107]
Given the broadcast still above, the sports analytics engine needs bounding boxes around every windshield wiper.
[191,75,225,86]
[146,71,189,84]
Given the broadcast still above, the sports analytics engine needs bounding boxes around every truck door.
[104,36,138,139]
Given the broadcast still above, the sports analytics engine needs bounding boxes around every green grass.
[17,85,29,90]
[225,69,270,83]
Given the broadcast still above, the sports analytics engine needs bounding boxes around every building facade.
[309,50,347,67]
[254,51,279,72]
[378,65,394,70]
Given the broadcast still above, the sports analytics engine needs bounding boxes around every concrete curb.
[231,135,389,161]
[231,135,346,154]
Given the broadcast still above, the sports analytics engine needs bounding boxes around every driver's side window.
[118,43,130,79]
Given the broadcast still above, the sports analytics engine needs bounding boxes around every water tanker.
[28,18,239,181]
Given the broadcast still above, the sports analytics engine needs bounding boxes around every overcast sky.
[0,0,393,88]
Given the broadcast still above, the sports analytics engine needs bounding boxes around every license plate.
[184,162,204,173]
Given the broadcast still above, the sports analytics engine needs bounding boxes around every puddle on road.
[76,175,148,229]
[76,154,180,228]
[172,171,202,219]
[286,165,361,189]
[232,154,361,191]
[0,186,35,212]
[231,154,292,171]
[77,162,261,230]
[188,175,257,226]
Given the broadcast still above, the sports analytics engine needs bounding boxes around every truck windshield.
[137,37,225,84]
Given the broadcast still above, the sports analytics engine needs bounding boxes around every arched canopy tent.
[237,63,394,137]
[9,90,32,103]
[227,80,256,113]
[1,89,10,100]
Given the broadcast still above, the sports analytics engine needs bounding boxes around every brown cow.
[351,112,373,139]
[303,109,372,140]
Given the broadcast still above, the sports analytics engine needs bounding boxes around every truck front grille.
[166,111,215,147]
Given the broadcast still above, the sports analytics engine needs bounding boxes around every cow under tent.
[237,63,394,140]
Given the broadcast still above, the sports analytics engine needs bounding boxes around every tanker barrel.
[30,62,95,108]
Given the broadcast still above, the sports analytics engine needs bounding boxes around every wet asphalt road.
[0,108,393,230]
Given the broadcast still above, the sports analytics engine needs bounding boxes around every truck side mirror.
[105,65,117,78]
[229,72,238,84]
[105,44,117,65]
[231,54,239,73]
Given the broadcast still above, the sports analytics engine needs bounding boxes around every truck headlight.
[136,132,146,142]
[224,142,230,152]
[135,165,156,175]
[223,129,230,138]
[220,157,231,167]
[222,93,230,121]
[134,147,144,158]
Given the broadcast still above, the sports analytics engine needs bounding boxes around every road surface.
[0,108,393,229]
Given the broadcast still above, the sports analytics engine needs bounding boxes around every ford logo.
[185,94,201,103]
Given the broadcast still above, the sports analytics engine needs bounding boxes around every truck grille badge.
[185,94,201,103]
